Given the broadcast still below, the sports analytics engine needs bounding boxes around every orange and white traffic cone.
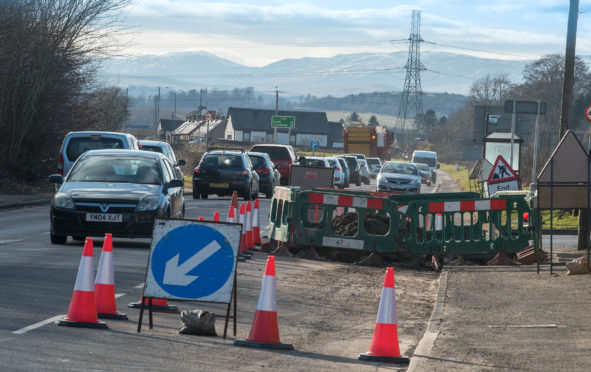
[234,256,293,350]
[253,198,262,246]
[227,204,236,223]
[238,203,252,259]
[213,211,220,222]
[358,267,409,364]
[128,296,179,312]
[246,201,254,250]
[95,234,127,319]
[58,238,107,328]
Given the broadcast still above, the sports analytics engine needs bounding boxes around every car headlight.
[136,195,161,212]
[54,193,74,209]
[409,178,417,185]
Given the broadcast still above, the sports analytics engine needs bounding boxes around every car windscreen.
[69,155,162,184]
[415,163,429,171]
[66,137,125,162]
[413,156,436,167]
[366,158,381,167]
[302,159,326,167]
[382,163,418,176]
[251,147,289,160]
[139,145,164,153]
[248,155,267,169]
[201,154,243,169]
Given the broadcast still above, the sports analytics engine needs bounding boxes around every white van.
[57,131,139,177]
[411,150,439,184]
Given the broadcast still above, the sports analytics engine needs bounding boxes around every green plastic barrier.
[267,186,300,244]
[403,194,532,256]
[290,188,402,253]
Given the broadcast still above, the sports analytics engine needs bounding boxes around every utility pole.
[155,86,161,140]
[560,0,579,137]
[397,10,426,146]
[559,0,587,251]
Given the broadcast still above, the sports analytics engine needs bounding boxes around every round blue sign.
[150,224,235,298]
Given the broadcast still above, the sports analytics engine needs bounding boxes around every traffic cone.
[253,199,262,246]
[234,256,293,350]
[213,211,220,222]
[238,203,252,259]
[246,201,255,250]
[58,238,107,328]
[95,234,127,319]
[358,267,409,364]
[227,204,236,223]
[128,296,179,312]
[230,190,239,222]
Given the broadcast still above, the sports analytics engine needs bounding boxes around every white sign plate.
[487,179,520,196]
[322,236,364,250]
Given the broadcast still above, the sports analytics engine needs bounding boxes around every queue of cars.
[49,130,437,244]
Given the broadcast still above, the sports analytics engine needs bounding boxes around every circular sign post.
[585,104,591,122]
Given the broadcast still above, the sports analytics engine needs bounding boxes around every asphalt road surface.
[0,178,440,371]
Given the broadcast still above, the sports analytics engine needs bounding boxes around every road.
[0,177,577,371]
[0,178,439,371]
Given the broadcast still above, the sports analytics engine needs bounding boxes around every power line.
[126,39,410,49]
[423,41,533,59]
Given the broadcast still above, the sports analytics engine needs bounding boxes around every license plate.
[86,213,122,222]
[210,182,229,188]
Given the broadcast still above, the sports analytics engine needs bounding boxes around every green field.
[325,111,414,129]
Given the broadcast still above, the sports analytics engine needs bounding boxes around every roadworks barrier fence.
[267,187,534,260]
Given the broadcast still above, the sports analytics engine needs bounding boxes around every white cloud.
[118,1,591,65]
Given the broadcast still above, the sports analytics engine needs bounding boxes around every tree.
[416,109,437,135]
[346,112,361,122]
[368,115,379,127]
[0,0,130,183]
[469,73,513,105]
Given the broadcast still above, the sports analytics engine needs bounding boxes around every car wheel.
[193,189,200,199]
[265,189,273,198]
[201,193,208,200]
[51,231,67,245]
[356,180,361,186]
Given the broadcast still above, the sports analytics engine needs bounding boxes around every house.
[158,119,185,141]
[172,118,226,142]
[327,121,344,149]
[224,107,330,146]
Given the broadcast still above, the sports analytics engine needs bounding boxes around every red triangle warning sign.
[487,155,519,184]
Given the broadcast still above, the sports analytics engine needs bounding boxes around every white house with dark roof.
[225,107,330,146]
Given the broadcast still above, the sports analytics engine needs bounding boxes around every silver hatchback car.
[49,149,184,244]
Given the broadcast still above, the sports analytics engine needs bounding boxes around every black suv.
[341,155,361,186]
[192,151,259,200]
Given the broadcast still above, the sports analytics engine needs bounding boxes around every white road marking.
[0,239,24,244]
[115,293,125,298]
[12,315,66,334]
[135,283,144,288]
[489,324,557,328]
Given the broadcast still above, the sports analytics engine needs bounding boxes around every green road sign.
[271,116,295,128]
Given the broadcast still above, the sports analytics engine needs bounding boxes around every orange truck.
[342,122,394,161]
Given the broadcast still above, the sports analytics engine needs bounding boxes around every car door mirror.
[164,179,184,193]
[48,174,64,184]
[177,159,186,166]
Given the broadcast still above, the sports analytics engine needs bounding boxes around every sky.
[118,0,591,67]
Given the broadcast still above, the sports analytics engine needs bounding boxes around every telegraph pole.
[559,0,579,137]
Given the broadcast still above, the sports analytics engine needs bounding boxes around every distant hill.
[99,51,537,97]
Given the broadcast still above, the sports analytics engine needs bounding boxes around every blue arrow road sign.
[149,223,236,299]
